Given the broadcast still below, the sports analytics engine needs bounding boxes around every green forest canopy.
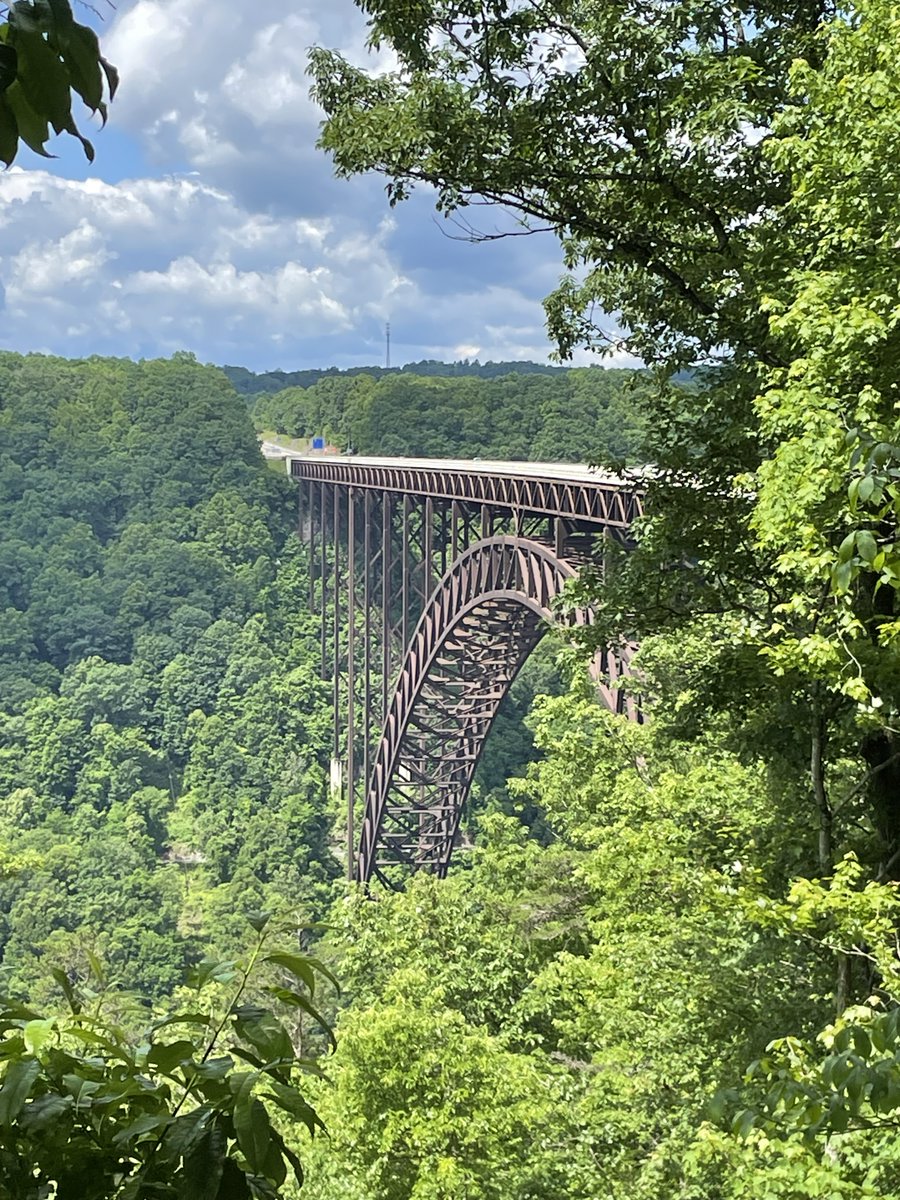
[7,0,900,1192]
[3,345,900,1195]
[249,364,647,462]
[222,359,575,397]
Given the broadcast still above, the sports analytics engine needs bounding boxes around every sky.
[0,0,623,372]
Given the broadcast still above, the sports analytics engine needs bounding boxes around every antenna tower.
[385,321,391,369]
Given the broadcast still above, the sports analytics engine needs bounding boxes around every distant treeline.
[251,367,648,463]
[223,359,572,397]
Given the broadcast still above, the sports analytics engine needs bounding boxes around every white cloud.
[104,0,379,216]
[0,0,630,372]
[0,170,399,362]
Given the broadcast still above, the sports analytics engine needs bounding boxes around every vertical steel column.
[423,496,434,599]
[554,517,565,559]
[481,503,493,538]
[440,503,448,577]
[401,495,411,651]
[363,491,372,832]
[346,488,356,882]
[305,478,315,611]
[451,500,460,562]
[332,487,341,759]
[320,482,328,678]
[382,495,392,724]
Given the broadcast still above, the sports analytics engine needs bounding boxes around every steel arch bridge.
[288,455,642,888]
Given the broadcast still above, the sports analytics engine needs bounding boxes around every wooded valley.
[2,350,900,1197]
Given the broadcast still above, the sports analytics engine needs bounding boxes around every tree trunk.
[811,713,851,1015]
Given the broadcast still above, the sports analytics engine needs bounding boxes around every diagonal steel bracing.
[290,456,642,887]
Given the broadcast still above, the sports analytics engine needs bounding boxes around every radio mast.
[385,321,391,369]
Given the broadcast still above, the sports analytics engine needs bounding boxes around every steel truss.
[291,457,642,887]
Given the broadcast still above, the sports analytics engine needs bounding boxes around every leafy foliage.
[0,917,331,1199]
[253,366,647,462]
[224,359,575,399]
[297,673,839,1200]
[0,352,337,1002]
[0,0,117,165]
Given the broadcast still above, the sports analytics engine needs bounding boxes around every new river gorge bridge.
[288,454,643,889]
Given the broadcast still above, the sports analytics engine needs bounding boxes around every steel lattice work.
[288,455,642,887]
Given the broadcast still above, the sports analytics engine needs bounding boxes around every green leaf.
[51,967,82,1016]
[18,1092,72,1136]
[23,1017,54,1055]
[85,949,106,987]
[859,474,876,504]
[4,79,49,155]
[851,1027,872,1058]
[44,0,75,31]
[262,1080,325,1136]
[193,1055,234,1081]
[162,1107,212,1160]
[832,559,853,594]
[230,1045,267,1072]
[189,959,238,990]
[732,1108,757,1139]
[829,1101,849,1133]
[12,26,71,133]
[232,1073,272,1175]
[263,1127,288,1187]
[281,1138,305,1189]
[0,44,17,92]
[180,1121,226,1200]
[232,1006,294,1066]
[0,1057,39,1125]
[8,3,42,36]
[247,910,272,933]
[216,1157,252,1199]
[254,990,334,1050]
[147,1039,196,1074]
[265,951,340,996]
[56,19,104,112]
[100,54,118,101]
[61,1071,100,1104]
[837,532,857,563]
[111,1112,171,1146]
[264,951,317,994]
[0,92,18,164]
[855,529,878,563]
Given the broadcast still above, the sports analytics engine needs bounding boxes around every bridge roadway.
[286,453,641,532]
[287,452,642,887]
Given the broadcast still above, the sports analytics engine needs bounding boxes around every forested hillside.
[0,352,337,1003]
[4,349,900,1198]
[253,367,646,462]
[224,359,573,398]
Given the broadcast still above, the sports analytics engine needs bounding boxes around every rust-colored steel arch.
[356,535,614,886]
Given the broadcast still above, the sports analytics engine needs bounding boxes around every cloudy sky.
[0,0,623,372]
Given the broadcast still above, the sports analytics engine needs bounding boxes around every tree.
[297,672,839,1200]
[310,2,823,371]
[0,0,117,165]
[0,917,332,1200]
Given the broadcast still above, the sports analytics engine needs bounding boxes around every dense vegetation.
[7,0,900,1195]
[223,360,574,399]
[0,352,337,1006]
[303,0,900,1192]
[6,338,900,1197]
[252,366,646,462]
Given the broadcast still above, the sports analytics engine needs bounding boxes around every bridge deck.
[287,454,641,529]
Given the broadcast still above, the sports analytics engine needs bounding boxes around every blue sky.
[0,0,625,372]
